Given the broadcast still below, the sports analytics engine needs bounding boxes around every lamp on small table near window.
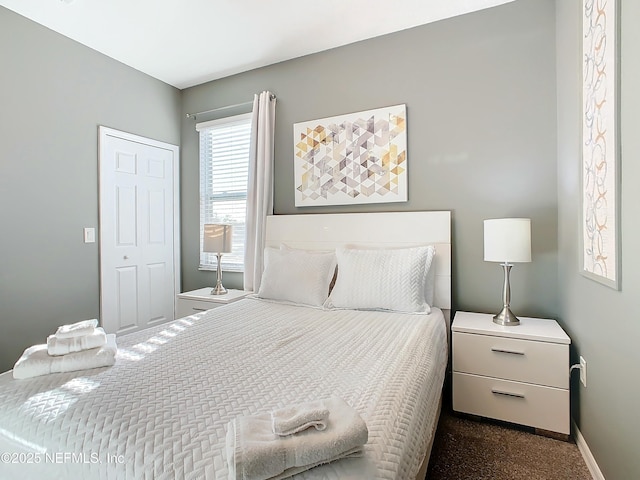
[484,218,531,326]
[203,223,233,295]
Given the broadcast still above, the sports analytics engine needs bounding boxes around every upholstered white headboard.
[265,211,451,318]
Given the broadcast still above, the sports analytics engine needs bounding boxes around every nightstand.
[452,311,571,436]
[176,288,251,319]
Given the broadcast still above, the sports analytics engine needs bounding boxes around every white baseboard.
[573,419,605,480]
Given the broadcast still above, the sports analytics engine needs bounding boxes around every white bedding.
[0,298,447,480]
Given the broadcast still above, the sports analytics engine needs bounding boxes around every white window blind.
[197,112,252,272]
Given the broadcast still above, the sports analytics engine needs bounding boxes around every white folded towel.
[13,334,117,379]
[271,399,330,436]
[54,319,99,339]
[226,397,368,480]
[47,327,107,356]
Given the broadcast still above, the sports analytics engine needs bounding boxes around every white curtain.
[244,91,276,292]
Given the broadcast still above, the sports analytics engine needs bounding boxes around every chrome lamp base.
[210,253,228,295]
[210,283,228,296]
[493,263,520,326]
[493,306,520,326]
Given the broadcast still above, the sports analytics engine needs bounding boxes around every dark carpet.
[426,409,592,479]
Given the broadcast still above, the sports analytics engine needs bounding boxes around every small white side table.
[176,288,250,318]
[452,311,571,436]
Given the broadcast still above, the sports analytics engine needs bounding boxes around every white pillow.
[325,245,435,314]
[425,252,437,306]
[256,246,337,307]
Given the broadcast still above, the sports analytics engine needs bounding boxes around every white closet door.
[99,127,180,335]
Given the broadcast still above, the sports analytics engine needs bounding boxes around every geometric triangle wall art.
[294,104,408,207]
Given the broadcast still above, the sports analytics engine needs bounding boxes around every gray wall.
[557,1,640,479]
[0,7,182,372]
[181,0,559,321]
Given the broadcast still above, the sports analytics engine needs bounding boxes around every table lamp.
[484,218,531,326]
[203,223,233,295]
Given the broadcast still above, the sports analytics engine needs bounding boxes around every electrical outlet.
[580,356,587,387]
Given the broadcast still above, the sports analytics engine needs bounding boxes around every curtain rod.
[185,93,276,119]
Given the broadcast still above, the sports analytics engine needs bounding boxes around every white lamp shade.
[484,218,531,263]
[203,224,233,253]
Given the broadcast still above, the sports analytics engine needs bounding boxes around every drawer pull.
[192,308,208,312]
[491,347,525,356]
[491,388,525,399]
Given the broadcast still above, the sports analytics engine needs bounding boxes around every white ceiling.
[1,0,514,90]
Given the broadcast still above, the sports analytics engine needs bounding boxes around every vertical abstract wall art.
[582,0,620,289]
[294,104,408,207]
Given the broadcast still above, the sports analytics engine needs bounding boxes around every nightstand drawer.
[176,289,251,319]
[453,372,569,434]
[176,299,220,318]
[453,332,568,388]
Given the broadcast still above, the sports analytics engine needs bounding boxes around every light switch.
[84,227,96,243]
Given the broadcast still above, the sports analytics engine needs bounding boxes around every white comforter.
[0,298,447,480]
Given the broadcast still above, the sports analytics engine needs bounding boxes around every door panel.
[100,127,180,335]
[116,186,137,246]
[116,266,138,331]
[148,189,166,244]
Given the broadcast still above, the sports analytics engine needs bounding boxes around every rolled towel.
[226,397,368,480]
[13,334,117,380]
[47,327,108,356]
[271,399,329,436]
[54,319,99,339]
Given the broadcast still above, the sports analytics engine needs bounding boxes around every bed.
[0,211,451,480]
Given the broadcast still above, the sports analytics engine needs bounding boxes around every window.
[197,113,252,272]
